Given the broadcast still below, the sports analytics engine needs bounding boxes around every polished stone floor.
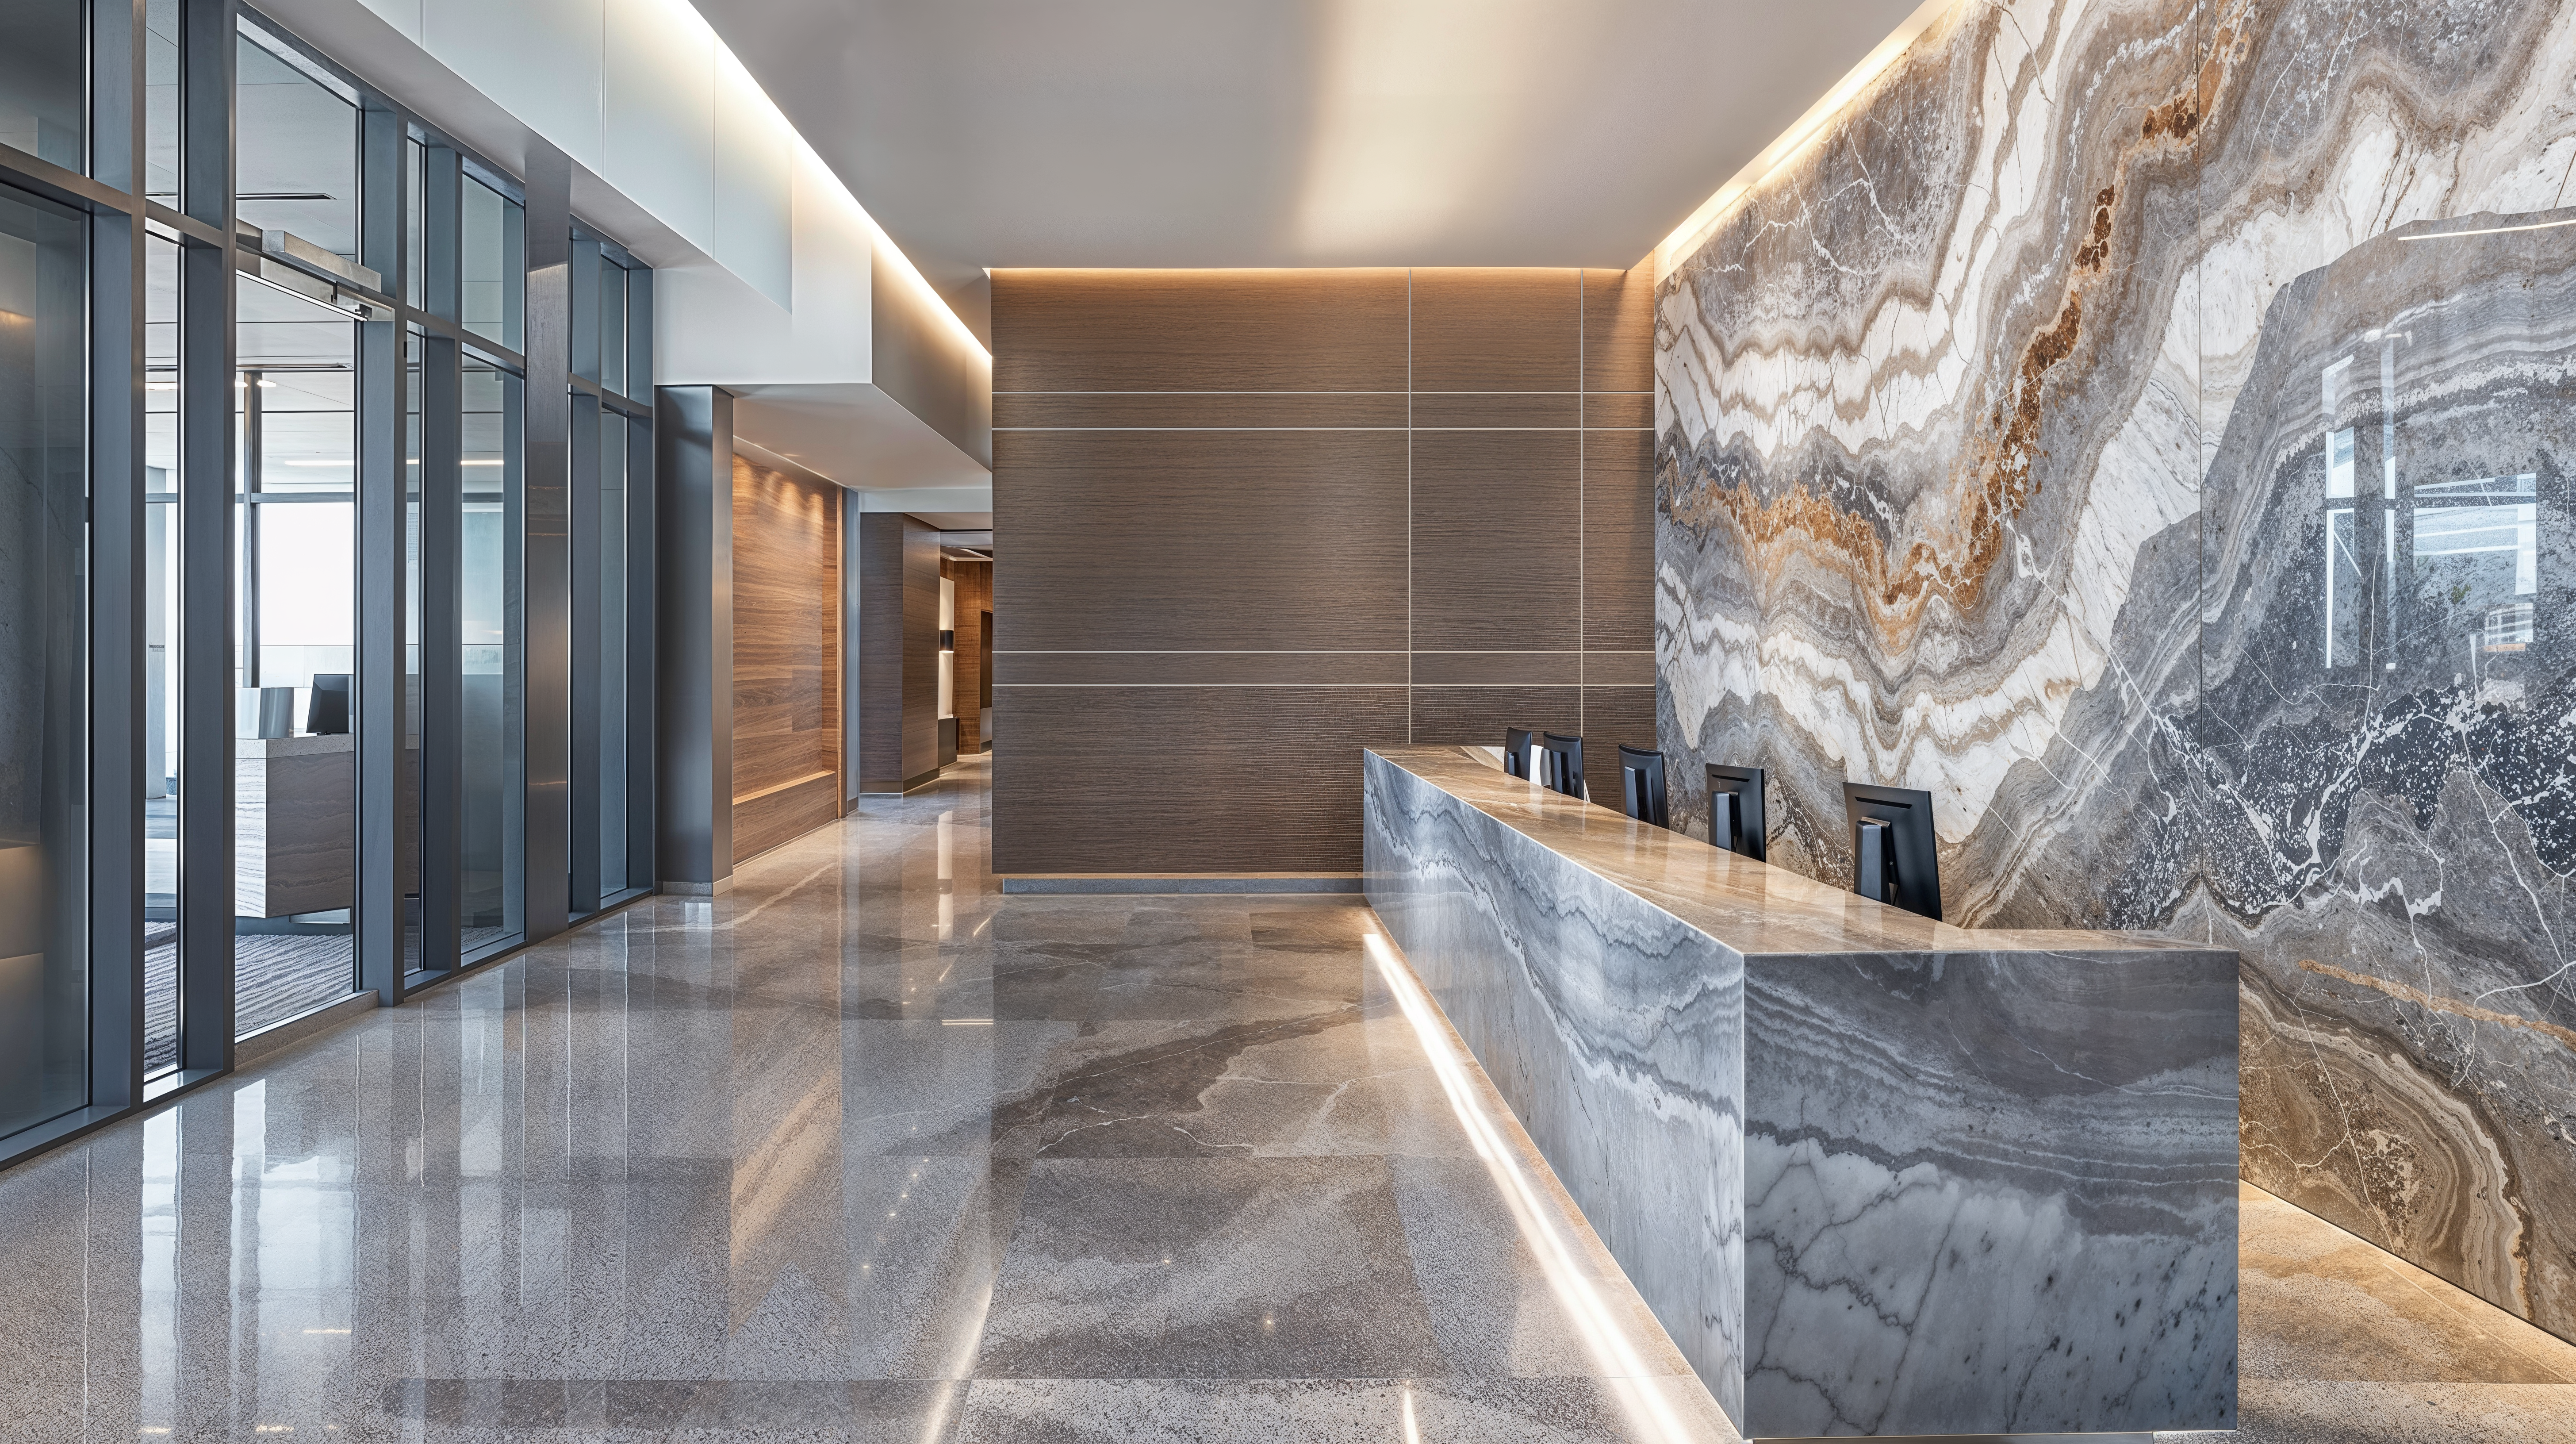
[4,755,2573,1441]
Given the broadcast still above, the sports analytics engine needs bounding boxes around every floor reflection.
[4,754,2569,1441]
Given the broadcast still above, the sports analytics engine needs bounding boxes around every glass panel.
[146,0,180,204]
[235,37,360,263]
[0,181,89,1138]
[460,361,522,957]
[403,138,423,311]
[402,331,421,974]
[144,234,182,1078]
[597,409,627,897]
[598,259,625,396]
[460,180,523,351]
[234,278,359,1038]
[0,4,84,171]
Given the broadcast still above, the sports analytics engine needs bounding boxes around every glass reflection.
[235,35,359,262]
[461,180,523,350]
[460,361,522,957]
[145,234,183,1076]
[0,180,88,1139]
[0,4,84,171]
[234,278,360,1036]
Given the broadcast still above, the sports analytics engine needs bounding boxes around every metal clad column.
[520,142,574,941]
[652,386,733,892]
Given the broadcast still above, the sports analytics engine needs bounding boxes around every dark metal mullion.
[520,146,572,941]
[355,102,406,1004]
[89,0,149,1112]
[176,0,239,1076]
[625,411,656,892]
[418,336,463,978]
[568,391,601,915]
[238,369,260,686]
[417,143,462,976]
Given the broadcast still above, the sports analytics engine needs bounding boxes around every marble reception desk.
[1362,746,2238,1439]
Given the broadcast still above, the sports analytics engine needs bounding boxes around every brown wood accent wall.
[730,456,843,864]
[859,513,942,791]
[946,558,992,753]
[991,265,1657,874]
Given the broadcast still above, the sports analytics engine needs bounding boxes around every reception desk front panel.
[1363,745,2238,1438]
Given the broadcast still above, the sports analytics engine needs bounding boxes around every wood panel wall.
[858,513,941,791]
[990,265,1656,874]
[729,456,842,864]
[945,557,992,753]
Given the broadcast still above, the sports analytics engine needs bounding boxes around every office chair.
[1616,745,1668,827]
[1537,732,1584,798]
[1502,726,1533,780]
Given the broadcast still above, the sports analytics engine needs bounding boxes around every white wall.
[265,0,990,488]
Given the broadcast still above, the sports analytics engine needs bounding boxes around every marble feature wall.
[1657,0,2576,1341]
[1364,746,2239,1436]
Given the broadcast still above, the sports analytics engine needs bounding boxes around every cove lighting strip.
[1655,0,1958,277]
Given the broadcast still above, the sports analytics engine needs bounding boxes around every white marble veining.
[1365,745,2239,1437]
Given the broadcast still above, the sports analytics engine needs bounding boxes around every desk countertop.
[1368,743,2204,960]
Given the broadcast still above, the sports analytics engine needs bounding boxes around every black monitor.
[1705,764,1767,861]
[1842,781,1940,920]
[307,673,351,736]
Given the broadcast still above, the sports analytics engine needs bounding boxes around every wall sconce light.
[939,630,956,651]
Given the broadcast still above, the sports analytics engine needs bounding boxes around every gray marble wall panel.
[1657,0,2576,1343]
[1364,750,1746,1423]
[1364,747,2237,1436]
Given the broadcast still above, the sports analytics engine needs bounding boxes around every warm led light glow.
[1656,0,1957,277]
[939,1018,993,1026]
[1296,0,1556,256]
[1361,922,1700,1444]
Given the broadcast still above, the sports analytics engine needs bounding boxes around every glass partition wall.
[0,0,655,1167]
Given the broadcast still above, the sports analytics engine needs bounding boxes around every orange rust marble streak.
[1656,0,2576,1346]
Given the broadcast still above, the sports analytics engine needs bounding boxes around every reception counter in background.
[236,733,354,919]
[1363,745,2239,1438]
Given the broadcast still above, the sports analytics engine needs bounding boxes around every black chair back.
[1616,745,1668,827]
[1705,763,1767,860]
[1537,732,1584,798]
[1502,726,1533,780]
[1607,742,1669,825]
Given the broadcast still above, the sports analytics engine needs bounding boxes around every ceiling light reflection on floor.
[1360,922,1700,1444]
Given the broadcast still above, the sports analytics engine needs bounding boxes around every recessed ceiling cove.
[688,0,1924,293]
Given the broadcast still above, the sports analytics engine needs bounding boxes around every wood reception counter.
[1362,745,2237,1439]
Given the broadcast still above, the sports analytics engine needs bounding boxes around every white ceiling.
[689,0,1925,326]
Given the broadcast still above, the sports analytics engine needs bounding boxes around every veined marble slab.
[1363,745,2238,1438]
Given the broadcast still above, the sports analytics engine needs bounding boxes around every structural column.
[653,386,734,891]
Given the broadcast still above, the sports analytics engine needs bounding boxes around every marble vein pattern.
[0,757,1733,1444]
[1656,0,2576,1344]
[1362,746,2239,1438]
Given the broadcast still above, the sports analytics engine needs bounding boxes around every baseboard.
[1002,874,1364,895]
[236,989,382,1066]
[658,876,735,896]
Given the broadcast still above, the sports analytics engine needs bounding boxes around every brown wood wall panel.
[1584,428,1657,654]
[1410,269,1580,391]
[1409,687,1582,746]
[994,686,1408,873]
[992,269,1410,393]
[859,513,941,789]
[1409,653,1581,687]
[1581,393,1656,429]
[995,393,1409,430]
[1583,686,1659,754]
[993,267,1658,872]
[732,772,842,865]
[996,652,1409,687]
[949,559,991,753]
[1582,262,1658,392]
[1410,428,1581,652]
[997,429,1408,652]
[1409,393,1580,429]
[730,457,840,860]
